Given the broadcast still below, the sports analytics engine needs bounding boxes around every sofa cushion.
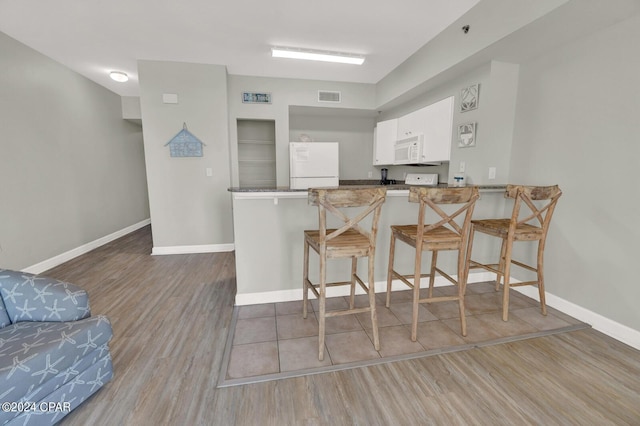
[0,269,90,324]
[0,315,113,404]
[5,351,113,426]
[0,297,10,328]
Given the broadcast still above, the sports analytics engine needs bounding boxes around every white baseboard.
[235,271,640,351]
[513,286,640,351]
[235,288,302,305]
[23,219,151,275]
[234,272,495,306]
[151,243,235,255]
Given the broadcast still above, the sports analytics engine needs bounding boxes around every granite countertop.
[228,180,507,193]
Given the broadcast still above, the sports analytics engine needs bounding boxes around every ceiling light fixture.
[271,47,365,65]
[109,71,129,82]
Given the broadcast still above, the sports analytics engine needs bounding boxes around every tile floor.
[221,281,585,385]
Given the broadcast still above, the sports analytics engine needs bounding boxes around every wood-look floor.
[45,226,640,425]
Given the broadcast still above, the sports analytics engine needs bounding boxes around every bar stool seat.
[391,224,462,245]
[303,186,387,361]
[468,219,544,238]
[304,228,371,257]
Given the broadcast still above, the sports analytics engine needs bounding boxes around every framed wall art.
[458,122,476,148]
[460,83,479,112]
[242,92,272,104]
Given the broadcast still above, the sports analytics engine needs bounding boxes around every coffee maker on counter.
[379,168,396,185]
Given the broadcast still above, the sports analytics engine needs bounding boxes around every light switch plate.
[162,93,178,104]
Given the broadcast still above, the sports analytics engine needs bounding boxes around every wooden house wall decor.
[165,123,206,157]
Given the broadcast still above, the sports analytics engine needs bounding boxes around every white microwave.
[394,134,425,164]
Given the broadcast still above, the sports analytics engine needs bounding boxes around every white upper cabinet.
[421,96,454,163]
[373,118,398,165]
[373,96,454,165]
[397,108,425,140]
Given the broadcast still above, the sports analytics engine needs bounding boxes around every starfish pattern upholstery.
[0,269,113,425]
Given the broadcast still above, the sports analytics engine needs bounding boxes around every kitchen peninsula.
[229,182,508,306]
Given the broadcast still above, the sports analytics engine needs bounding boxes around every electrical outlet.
[459,161,466,173]
[368,171,373,178]
[488,167,496,180]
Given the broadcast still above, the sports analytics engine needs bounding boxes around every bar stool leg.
[349,257,357,309]
[501,237,514,321]
[457,247,467,337]
[496,239,508,291]
[411,249,422,342]
[303,240,309,319]
[368,255,380,351]
[537,240,547,316]
[464,224,476,290]
[428,251,437,298]
[386,233,396,308]
[318,247,327,361]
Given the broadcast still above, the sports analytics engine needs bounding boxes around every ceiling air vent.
[318,90,341,103]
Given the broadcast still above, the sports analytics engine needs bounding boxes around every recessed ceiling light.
[109,71,129,82]
[271,47,365,65]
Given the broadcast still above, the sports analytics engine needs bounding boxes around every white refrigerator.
[289,142,339,189]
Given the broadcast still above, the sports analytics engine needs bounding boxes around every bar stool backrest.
[308,186,387,246]
[409,186,479,239]
[504,184,562,236]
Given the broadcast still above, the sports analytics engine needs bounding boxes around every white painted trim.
[151,243,235,255]
[513,286,640,351]
[235,288,302,305]
[233,192,306,200]
[231,187,506,201]
[234,272,494,306]
[23,219,151,274]
[235,271,640,350]
[387,190,410,197]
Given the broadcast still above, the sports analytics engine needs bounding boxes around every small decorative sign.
[458,122,476,148]
[165,123,206,157]
[242,92,272,104]
[460,83,479,112]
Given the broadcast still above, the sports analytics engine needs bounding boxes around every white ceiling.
[0,0,482,97]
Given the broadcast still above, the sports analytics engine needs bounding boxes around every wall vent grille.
[318,91,341,103]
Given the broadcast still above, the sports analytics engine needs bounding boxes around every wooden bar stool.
[303,186,387,361]
[386,186,479,341]
[465,184,562,321]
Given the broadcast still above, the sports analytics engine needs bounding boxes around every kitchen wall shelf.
[237,120,276,188]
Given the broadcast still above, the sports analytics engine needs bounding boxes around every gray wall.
[379,61,518,186]
[375,0,568,109]
[0,31,149,270]
[509,14,640,330]
[138,61,233,250]
[227,76,376,187]
[288,111,377,180]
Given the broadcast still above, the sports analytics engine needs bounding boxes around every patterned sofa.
[0,269,113,425]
